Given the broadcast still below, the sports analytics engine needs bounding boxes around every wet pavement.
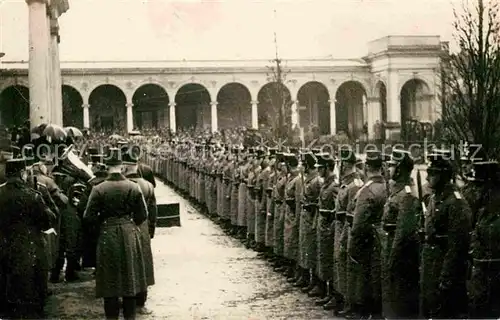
[46,179,337,319]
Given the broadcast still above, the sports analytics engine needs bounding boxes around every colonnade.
[26,0,68,128]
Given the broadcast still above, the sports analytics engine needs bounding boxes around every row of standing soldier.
[148,140,500,319]
[0,140,158,320]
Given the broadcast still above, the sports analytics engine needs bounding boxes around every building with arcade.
[0,35,447,140]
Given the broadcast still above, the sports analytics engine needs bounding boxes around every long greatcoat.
[283,173,302,261]
[246,164,258,235]
[334,171,362,296]
[126,172,157,287]
[349,175,387,310]
[229,164,239,225]
[316,174,338,281]
[223,161,232,220]
[265,170,276,247]
[299,172,322,270]
[273,173,287,256]
[469,186,500,319]
[379,182,420,319]
[255,165,271,244]
[0,179,53,317]
[419,185,471,319]
[84,173,148,298]
[237,163,248,227]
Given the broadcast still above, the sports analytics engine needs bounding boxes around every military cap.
[311,148,322,155]
[90,154,104,164]
[11,145,21,158]
[276,152,285,163]
[22,145,36,166]
[248,147,255,154]
[105,148,122,166]
[268,148,278,158]
[365,150,383,167]
[289,147,299,154]
[283,153,299,167]
[339,147,357,164]
[302,152,318,168]
[426,149,453,172]
[87,147,99,155]
[387,148,414,170]
[467,160,499,182]
[5,158,26,176]
[315,152,334,167]
[256,149,266,159]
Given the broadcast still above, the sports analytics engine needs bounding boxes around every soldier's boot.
[324,290,343,311]
[65,258,81,282]
[285,262,296,280]
[265,247,275,260]
[343,303,363,319]
[256,243,266,254]
[302,272,316,293]
[309,280,326,298]
[293,268,308,287]
[50,254,65,283]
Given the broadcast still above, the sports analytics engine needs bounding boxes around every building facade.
[0,35,447,140]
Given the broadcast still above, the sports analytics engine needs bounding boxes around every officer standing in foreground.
[84,148,148,320]
[380,149,420,319]
[348,150,387,319]
[419,149,471,319]
[122,145,157,315]
[0,158,54,319]
[468,161,500,318]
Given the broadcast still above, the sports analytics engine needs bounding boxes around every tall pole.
[273,8,284,140]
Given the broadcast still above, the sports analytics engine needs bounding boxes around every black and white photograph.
[0,0,499,318]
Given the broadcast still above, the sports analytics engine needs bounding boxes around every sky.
[0,0,458,62]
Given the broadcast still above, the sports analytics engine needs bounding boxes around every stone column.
[50,16,63,126]
[329,99,336,135]
[291,100,299,128]
[251,100,258,129]
[82,103,90,128]
[211,101,218,132]
[46,8,54,123]
[169,102,176,132]
[366,97,380,139]
[26,0,51,128]
[386,71,401,140]
[126,103,133,133]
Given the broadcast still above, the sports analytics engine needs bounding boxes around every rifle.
[416,169,426,242]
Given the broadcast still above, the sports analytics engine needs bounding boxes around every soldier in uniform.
[122,146,157,315]
[282,152,302,279]
[264,149,278,258]
[331,148,363,313]
[469,160,500,318]
[419,149,471,319]
[347,150,387,319]
[246,151,259,248]
[255,150,271,253]
[84,148,148,320]
[295,152,322,291]
[229,147,240,233]
[236,149,250,239]
[273,152,288,270]
[0,158,54,319]
[380,149,420,319]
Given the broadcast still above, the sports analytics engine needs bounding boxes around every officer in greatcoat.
[334,147,364,314]
[84,148,148,320]
[296,152,323,291]
[283,151,302,280]
[380,149,420,319]
[264,149,278,257]
[122,146,157,315]
[419,149,471,319]
[313,153,338,302]
[255,150,271,253]
[0,158,54,319]
[348,150,387,319]
[246,150,259,248]
[236,149,250,238]
[469,160,500,319]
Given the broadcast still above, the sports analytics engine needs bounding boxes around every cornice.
[364,49,442,62]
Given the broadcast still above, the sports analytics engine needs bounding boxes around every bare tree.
[441,0,500,159]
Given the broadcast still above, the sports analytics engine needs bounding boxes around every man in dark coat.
[84,148,148,320]
[419,149,471,319]
[380,149,420,319]
[468,161,500,318]
[122,146,157,315]
[0,158,54,319]
[348,150,387,319]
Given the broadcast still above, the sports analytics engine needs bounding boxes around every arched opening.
[62,85,84,128]
[400,79,431,140]
[297,81,330,136]
[0,85,29,128]
[374,81,387,140]
[175,83,211,131]
[216,83,251,129]
[335,81,367,140]
[257,82,292,135]
[89,84,127,132]
[132,84,169,130]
